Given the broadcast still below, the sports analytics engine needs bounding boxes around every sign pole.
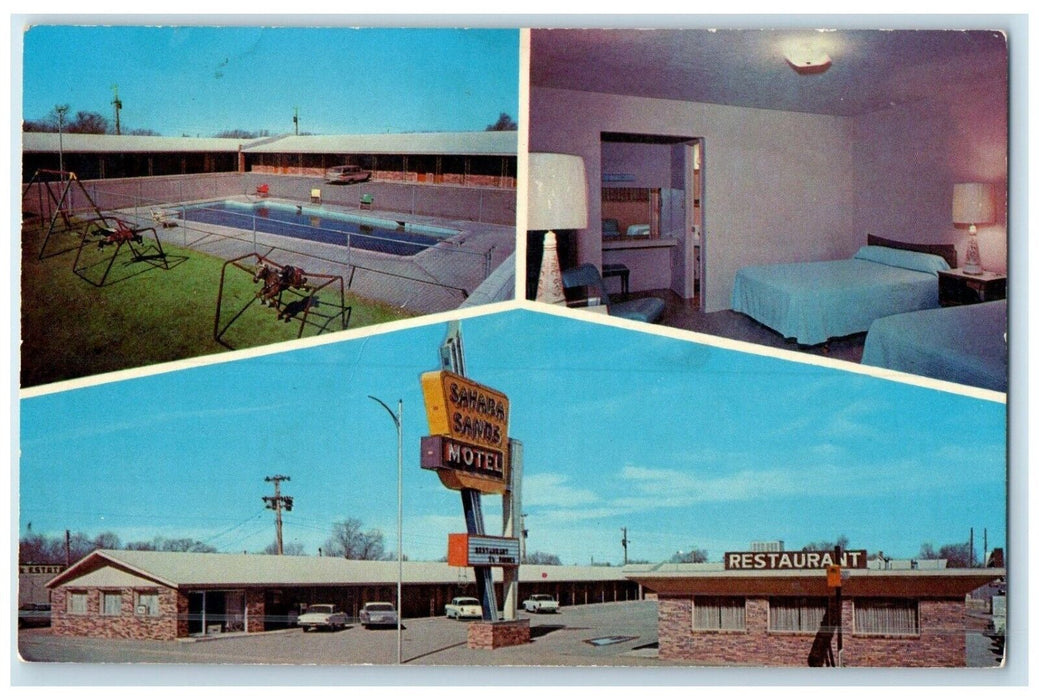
[439,323,499,622]
[502,439,523,619]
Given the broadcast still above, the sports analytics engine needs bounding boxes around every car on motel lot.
[522,594,560,613]
[444,596,482,620]
[359,602,399,629]
[296,604,347,632]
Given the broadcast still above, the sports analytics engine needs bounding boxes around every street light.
[369,395,402,665]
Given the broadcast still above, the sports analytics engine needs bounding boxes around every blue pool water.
[181,200,454,257]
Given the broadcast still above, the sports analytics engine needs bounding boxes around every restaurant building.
[625,555,1005,667]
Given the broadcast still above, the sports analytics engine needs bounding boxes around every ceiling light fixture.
[785,49,832,75]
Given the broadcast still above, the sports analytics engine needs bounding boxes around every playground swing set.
[23,169,170,285]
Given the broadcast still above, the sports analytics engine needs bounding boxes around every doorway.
[599,132,703,308]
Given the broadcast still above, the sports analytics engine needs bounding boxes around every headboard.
[867,234,958,269]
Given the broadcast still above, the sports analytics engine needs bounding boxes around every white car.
[444,596,482,620]
[359,602,399,629]
[324,164,371,184]
[522,594,560,614]
[297,604,347,632]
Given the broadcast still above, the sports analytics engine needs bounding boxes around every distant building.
[750,541,783,552]
[45,549,637,641]
[21,131,517,187]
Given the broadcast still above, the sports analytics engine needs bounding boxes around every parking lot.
[18,600,666,668]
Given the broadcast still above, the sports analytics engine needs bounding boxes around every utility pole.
[262,475,293,554]
[111,85,122,135]
[65,529,71,567]
[293,106,299,135]
[55,104,69,177]
[621,527,629,565]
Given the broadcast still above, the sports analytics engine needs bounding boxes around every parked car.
[324,164,371,184]
[444,596,482,620]
[359,602,399,629]
[296,604,347,632]
[522,594,560,614]
[18,602,52,628]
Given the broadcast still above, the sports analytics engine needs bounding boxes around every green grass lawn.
[20,223,416,388]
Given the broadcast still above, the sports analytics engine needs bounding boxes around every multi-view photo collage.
[13,22,1017,680]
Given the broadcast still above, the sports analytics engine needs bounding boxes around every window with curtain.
[101,591,123,616]
[136,591,160,617]
[692,596,746,631]
[854,598,919,635]
[769,597,828,632]
[67,591,88,614]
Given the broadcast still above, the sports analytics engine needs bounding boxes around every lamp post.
[369,395,403,665]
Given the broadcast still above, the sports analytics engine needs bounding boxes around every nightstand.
[937,268,1007,306]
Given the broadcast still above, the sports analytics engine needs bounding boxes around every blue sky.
[21,25,519,136]
[18,309,1007,565]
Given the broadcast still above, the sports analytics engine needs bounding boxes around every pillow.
[853,245,951,275]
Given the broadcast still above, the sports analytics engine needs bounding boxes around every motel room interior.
[527,28,1009,390]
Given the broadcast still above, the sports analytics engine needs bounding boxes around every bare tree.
[263,541,305,556]
[485,112,518,131]
[670,547,708,564]
[524,551,562,565]
[323,518,387,560]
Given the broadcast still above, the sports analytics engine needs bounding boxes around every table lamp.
[952,182,995,275]
[528,153,588,303]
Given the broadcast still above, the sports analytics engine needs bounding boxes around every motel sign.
[420,370,511,494]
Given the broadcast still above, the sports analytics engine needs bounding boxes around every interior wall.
[530,86,855,312]
[851,75,1008,275]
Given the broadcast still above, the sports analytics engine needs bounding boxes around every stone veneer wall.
[51,586,181,641]
[467,619,531,649]
[658,596,966,667]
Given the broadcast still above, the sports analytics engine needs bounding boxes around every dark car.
[18,602,52,628]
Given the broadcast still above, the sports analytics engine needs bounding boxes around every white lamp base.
[535,231,567,304]
[962,226,983,275]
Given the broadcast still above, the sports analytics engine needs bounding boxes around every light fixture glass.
[952,182,995,275]
[528,153,589,304]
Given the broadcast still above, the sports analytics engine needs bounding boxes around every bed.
[861,300,1007,392]
[731,235,958,346]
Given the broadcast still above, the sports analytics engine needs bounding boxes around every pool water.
[181,201,454,257]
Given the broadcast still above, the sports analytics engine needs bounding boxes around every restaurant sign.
[447,533,520,568]
[724,550,868,570]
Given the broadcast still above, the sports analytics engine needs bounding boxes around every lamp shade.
[527,153,589,231]
[952,183,996,225]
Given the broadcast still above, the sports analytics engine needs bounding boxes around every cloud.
[522,472,601,508]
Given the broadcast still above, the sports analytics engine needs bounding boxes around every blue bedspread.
[731,258,942,345]
[861,300,1007,392]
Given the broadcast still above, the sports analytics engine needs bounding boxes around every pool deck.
[144,195,516,314]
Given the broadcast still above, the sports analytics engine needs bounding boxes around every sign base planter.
[467,619,530,649]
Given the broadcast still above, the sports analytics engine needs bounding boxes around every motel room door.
[684,139,704,309]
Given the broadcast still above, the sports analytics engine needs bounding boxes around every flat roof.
[22,132,252,154]
[22,131,517,157]
[624,564,1007,598]
[48,549,629,589]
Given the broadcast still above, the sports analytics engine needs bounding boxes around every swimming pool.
[180,200,457,257]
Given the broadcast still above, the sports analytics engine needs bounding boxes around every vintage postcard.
[13,18,1017,685]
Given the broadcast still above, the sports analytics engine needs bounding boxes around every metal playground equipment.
[214,253,350,348]
[23,169,170,285]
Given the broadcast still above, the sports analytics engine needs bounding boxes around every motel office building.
[627,559,1005,667]
[45,549,638,641]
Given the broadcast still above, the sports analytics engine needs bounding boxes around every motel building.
[625,549,1005,668]
[43,549,639,641]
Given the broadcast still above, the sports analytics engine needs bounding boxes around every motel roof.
[242,131,516,156]
[21,132,252,154]
[47,550,628,590]
[22,130,517,157]
[623,562,1006,598]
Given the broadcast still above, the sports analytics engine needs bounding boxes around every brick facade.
[51,585,182,641]
[467,619,531,649]
[658,595,967,667]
